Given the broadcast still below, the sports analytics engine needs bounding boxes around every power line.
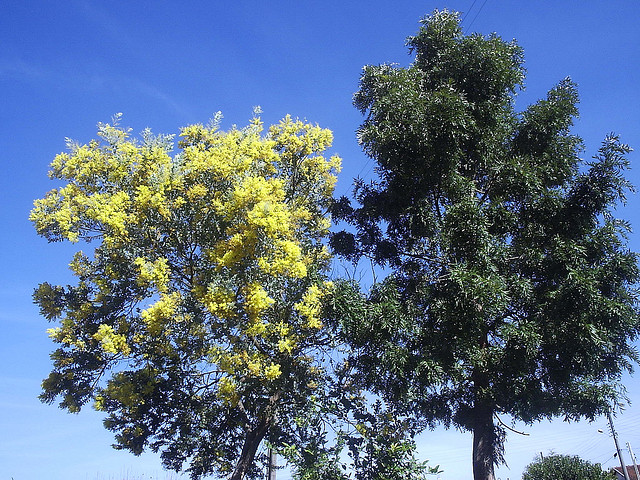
[461,0,480,25]
[465,0,490,33]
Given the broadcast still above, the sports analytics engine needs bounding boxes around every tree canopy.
[31,112,341,480]
[330,10,640,480]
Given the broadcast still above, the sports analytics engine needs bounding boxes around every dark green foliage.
[522,454,615,480]
[282,391,440,480]
[330,10,639,480]
[347,401,441,480]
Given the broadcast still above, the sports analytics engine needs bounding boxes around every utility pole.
[627,442,640,480]
[608,411,631,480]
[266,447,277,480]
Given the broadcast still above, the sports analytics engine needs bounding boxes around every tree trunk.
[472,403,496,480]
[231,417,271,480]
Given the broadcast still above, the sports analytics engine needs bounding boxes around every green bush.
[522,453,614,480]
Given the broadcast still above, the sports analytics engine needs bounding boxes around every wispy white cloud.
[0,58,47,80]
[71,0,139,52]
[71,0,162,66]
[1,57,193,120]
[123,76,195,120]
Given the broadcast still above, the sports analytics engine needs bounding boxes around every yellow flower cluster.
[244,319,268,337]
[232,177,286,212]
[217,376,240,406]
[47,326,62,339]
[214,348,283,403]
[257,239,307,278]
[49,144,129,184]
[30,188,80,242]
[202,286,236,318]
[270,321,296,354]
[263,363,282,379]
[85,191,133,238]
[93,394,106,411]
[246,199,291,236]
[244,283,274,320]
[186,183,208,201]
[268,116,342,202]
[295,281,334,329]
[135,184,171,218]
[140,292,181,336]
[68,251,91,277]
[47,317,88,350]
[93,324,131,355]
[134,256,171,293]
[269,115,334,157]
[212,233,254,269]
[277,337,296,354]
[246,356,282,379]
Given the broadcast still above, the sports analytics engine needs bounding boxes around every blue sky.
[1,1,639,479]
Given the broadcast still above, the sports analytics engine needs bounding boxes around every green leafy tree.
[31,112,342,480]
[330,10,640,480]
[281,392,440,480]
[522,453,614,480]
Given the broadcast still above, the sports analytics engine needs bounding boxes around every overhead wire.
[464,0,490,33]
[461,0,480,25]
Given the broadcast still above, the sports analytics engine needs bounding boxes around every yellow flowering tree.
[31,112,341,480]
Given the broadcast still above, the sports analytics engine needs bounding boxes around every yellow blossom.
[295,282,334,329]
[47,327,62,339]
[186,183,208,201]
[140,292,181,336]
[244,283,274,320]
[245,319,268,337]
[264,363,282,380]
[277,337,296,354]
[134,256,171,293]
[217,376,239,406]
[93,324,131,355]
[203,286,236,318]
[94,394,106,411]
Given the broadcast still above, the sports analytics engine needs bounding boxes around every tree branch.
[494,413,530,436]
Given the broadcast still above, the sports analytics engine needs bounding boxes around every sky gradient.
[2,1,639,479]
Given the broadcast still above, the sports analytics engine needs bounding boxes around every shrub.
[522,453,614,480]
